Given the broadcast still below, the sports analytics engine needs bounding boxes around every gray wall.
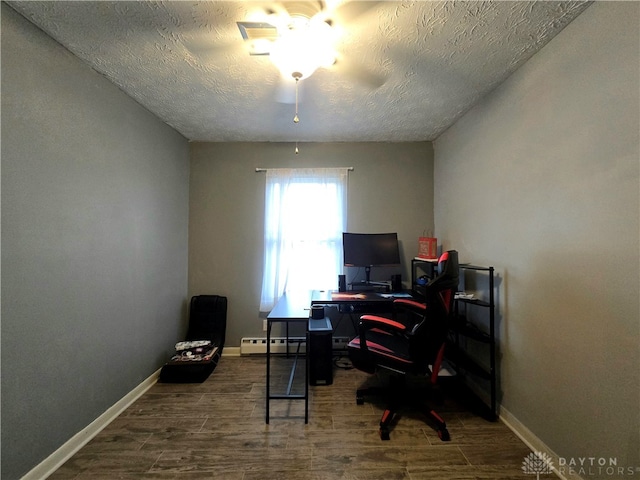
[434,1,639,469]
[1,5,190,479]
[189,142,434,345]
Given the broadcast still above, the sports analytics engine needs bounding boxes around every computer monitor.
[342,232,401,285]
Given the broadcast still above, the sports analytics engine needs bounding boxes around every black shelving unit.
[411,258,498,420]
[410,257,437,299]
[450,264,497,420]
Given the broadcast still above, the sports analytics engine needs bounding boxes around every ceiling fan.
[236,1,385,103]
[238,1,335,76]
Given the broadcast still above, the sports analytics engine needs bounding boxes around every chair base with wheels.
[355,373,450,441]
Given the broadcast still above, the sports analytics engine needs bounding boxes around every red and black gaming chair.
[347,250,459,440]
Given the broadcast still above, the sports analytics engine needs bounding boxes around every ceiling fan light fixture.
[269,20,336,80]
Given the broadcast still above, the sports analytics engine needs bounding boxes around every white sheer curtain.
[259,167,349,311]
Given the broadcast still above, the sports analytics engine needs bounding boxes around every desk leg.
[266,320,271,424]
[349,313,358,333]
[265,316,308,424]
[285,322,290,357]
[305,330,309,424]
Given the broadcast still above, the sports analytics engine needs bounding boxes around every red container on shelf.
[417,237,437,260]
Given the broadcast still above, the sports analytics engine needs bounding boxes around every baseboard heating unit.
[240,336,350,355]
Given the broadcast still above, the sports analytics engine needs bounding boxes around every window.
[259,168,349,311]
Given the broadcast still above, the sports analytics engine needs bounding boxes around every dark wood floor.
[49,355,555,480]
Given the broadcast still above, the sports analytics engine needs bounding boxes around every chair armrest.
[393,298,426,311]
[359,314,407,333]
[391,298,428,331]
[357,315,407,354]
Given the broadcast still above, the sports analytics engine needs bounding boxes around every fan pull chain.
[292,72,302,154]
[293,73,300,124]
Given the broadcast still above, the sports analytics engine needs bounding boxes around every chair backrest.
[186,295,227,352]
[409,250,459,369]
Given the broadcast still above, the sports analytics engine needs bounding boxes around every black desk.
[266,290,413,423]
[311,289,412,307]
[265,291,310,424]
[311,290,411,331]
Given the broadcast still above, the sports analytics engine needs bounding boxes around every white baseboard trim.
[222,346,241,356]
[500,406,583,480]
[21,368,161,480]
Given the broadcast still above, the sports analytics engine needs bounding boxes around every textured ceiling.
[7,1,591,142]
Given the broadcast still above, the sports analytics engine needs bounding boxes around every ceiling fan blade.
[333,57,387,90]
[274,74,306,104]
[328,1,382,24]
[181,34,241,61]
[282,1,324,20]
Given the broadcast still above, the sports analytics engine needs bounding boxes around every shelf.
[452,320,491,343]
[445,344,493,380]
[456,297,491,308]
[410,258,436,299]
[448,262,497,419]
[460,264,494,272]
[412,257,497,419]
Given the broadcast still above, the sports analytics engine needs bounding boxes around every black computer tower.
[308,317,333,385]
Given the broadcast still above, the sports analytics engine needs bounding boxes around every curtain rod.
[255,167,354,172]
